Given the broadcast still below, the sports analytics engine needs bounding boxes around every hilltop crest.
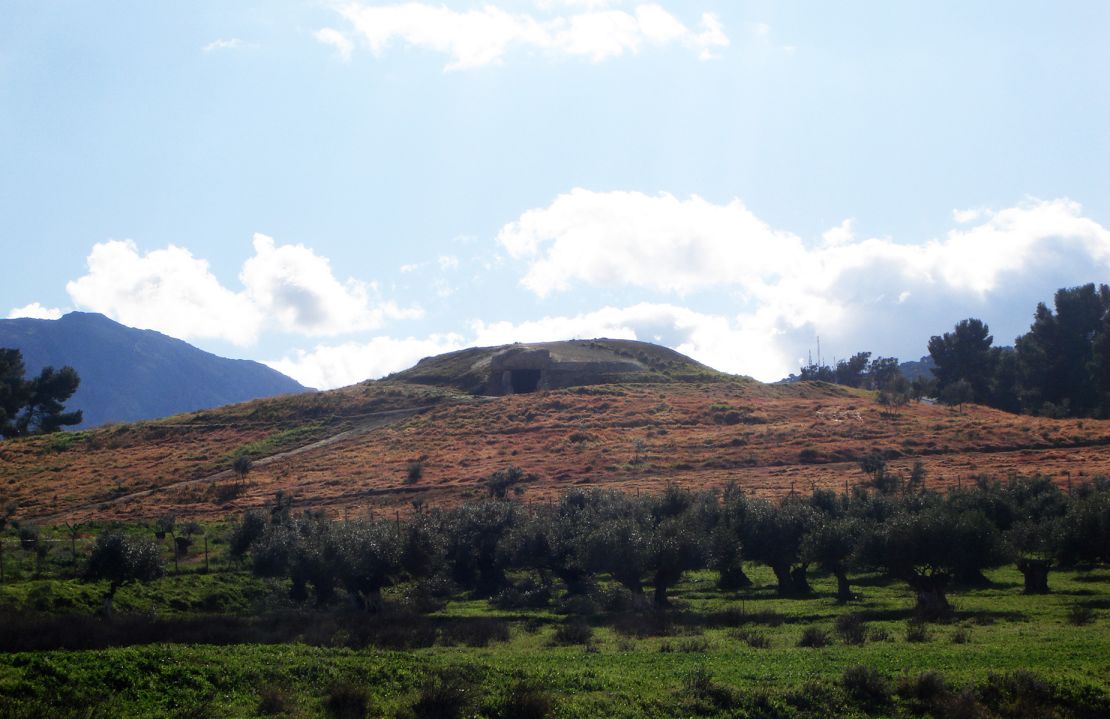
[388,338,726,395]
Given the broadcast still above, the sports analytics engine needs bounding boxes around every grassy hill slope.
[1,341,1108,524]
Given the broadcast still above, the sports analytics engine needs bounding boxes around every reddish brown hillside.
[2,375,1108,524]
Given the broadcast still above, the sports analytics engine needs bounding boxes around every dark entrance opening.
[509,369,542,393]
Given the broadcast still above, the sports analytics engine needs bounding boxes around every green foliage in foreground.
[0,564,1107,718]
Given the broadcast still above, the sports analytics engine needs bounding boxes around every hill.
[1,340,1108,524]
[0,312,309,428]
[390,338,723,394]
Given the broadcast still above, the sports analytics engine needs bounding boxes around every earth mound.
[389,338,724,395]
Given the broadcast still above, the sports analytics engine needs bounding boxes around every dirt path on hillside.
[28,405,435,523]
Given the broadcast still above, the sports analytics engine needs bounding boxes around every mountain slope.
[2,340,1107,524]
[0,312,309,428]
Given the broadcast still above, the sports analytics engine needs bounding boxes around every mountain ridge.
[0,312,310,428]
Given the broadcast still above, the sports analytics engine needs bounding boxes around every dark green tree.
[836,352,872,387]
[927,319,995,405]
[742,497,818,596]
[803,517,860,603]
[1015,283,1110,417]
[0,349,82,438]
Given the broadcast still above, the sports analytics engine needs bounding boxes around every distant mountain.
[0,312,310,428]
[897,355,937,382]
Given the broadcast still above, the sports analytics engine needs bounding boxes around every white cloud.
[497,188,803,296]
[7,303,63,320]
[314,27,354,61]
[241,233,421,336]
[498,192,1110,379]
[952,207,987,224]
[821,219,855,247]
[64,236,419,345]
[266,333,466,389]
[66,241,262,344]
[203,38,247,52]
[332,2,728,70]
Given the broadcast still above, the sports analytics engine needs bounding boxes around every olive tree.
[85,532,164,615]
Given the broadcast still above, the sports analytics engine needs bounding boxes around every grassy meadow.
[0,534,1106,718]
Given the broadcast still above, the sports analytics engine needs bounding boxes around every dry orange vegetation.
[2,377,1108,523]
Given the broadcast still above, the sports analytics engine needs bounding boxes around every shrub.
[977,671,1057,718]
[257,684,295,715]
[494,679,554,719]
[905,620,931,643]
[492,579,552,609]
[896,671,949,711]
[676,637,710,653]
[213,482,247,504]
[406,460,424,484]
[324,682,370,719]
[797,626,831,648]
[552,619,593,645]
[798,447,823,464]
[439,618,510,647]
[835,613,867,645]
[841,665,892,710]
[679,665,740,711]
[1066,604,1094,626]
[731,629,771,649]
[868,627,892,642]
[409,671,474,719]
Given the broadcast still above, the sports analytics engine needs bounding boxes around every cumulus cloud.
[66,241,262,344]
[331,2,728,69]
[266,333,467,390]
[498,192,1110,379]
[242,233,421,336]
[314,27,354,60]
[497,189,803,295]
[64,236,419,345]
[7,303,63,320]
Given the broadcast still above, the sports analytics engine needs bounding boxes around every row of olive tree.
[227,472,1109,619]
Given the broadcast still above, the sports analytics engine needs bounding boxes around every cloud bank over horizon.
[8,194,1110,391]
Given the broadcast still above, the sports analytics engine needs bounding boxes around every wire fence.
[0,532,220,584]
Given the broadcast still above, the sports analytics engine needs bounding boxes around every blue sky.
[3,1,1109,388]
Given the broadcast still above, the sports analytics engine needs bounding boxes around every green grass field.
[0,550,1106,719]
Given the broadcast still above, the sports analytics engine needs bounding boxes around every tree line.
[201,469,1110,620]
[797,283,1110,418]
